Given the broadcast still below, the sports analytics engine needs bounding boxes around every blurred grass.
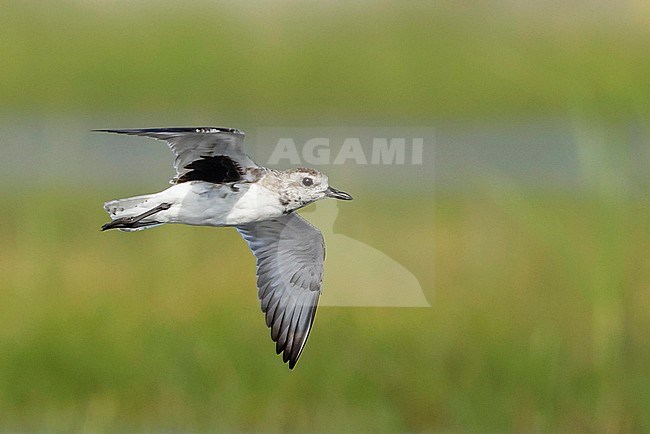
[1,1,650,122]
[1,188,649,431]
[1,0,649,431]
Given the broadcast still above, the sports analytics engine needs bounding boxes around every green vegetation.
[1,189,648,431]
[1,1,650,121]
[1,1,649,431]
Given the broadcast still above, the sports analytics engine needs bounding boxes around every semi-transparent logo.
[255,127,434,307]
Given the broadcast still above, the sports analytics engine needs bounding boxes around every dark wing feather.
[237,213,325,369]
[94,127,258,183]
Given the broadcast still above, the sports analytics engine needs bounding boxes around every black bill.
[325,186,353,200]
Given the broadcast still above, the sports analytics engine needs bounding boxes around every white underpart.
[104,181,286,227]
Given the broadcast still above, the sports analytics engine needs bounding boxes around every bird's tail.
[102,194,167,232]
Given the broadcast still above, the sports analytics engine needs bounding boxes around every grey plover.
[98,127,352,369]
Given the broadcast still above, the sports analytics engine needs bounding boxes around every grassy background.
[1,1,650,431]
[2,1,650,121]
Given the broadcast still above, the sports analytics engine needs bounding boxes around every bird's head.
[280,168,352,211]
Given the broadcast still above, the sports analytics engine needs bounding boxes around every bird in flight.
[98,127,352,369]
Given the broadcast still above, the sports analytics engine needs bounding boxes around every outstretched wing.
[95,127,258,184]
[237,213,325,369]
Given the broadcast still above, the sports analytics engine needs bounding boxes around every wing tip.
[275,305,318,370]
[91,128,144,135]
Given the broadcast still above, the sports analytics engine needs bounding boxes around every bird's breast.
[224,183,286,225]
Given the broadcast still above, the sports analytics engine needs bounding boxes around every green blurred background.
[2,1,650,431]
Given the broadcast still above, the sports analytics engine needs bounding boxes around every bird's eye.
[302,177,313,186]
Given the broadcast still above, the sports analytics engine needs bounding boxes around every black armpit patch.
[177,155,244,184]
